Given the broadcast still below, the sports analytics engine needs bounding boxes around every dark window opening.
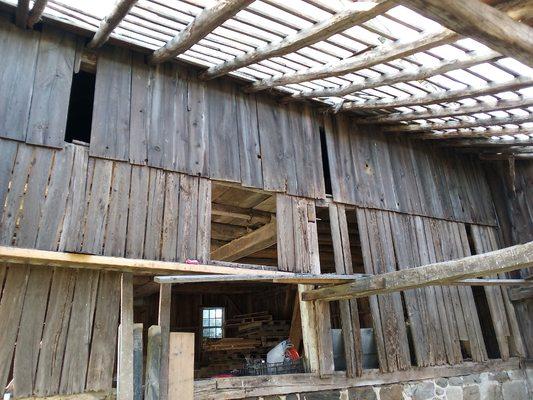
[319,126,333,196]
[472,286,501,359]
[465,224,501,359]
[65,70,95,144]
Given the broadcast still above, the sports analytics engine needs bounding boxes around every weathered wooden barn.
[0,0,532,399]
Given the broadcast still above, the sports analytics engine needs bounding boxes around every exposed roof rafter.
[385,114,533,133]
[421,126,533,140]
[149,0,254,65]
[341,77,533,111]
[444,138,533,147]
[87,0,139,49]
[246,28,458,92]
[398,0,533,67]
[27,0,48,28]
[290,49,501,100]
[357,97,533,124]
[200,0,396,80]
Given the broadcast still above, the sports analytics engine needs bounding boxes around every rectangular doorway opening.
[316,206,378,372]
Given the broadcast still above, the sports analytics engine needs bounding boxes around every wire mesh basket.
[239,357,307,376]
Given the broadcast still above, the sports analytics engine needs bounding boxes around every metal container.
[331,328,379,371]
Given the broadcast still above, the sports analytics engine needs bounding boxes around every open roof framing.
[6,0,533,156]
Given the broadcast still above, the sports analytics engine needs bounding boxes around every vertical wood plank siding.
[0,138,213,398]
[352,208,499,373]
[325,115,497,225]
[0,16,498,225]
[88,45,325,199]
[0,17,75,147]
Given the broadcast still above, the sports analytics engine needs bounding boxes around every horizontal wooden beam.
[87,0,138,49]
[244,0,527,92]
[200,0,395,80]
[210,219,277,262]
[341,77,533,111]
[357,97,533,125]
[291,49,500,99]
[302,241,533,301]
[0,245,286,276]
[465,146,533,155]
[448,278,533,286]
[398,0,533,67]
[385,114,533,133]
[149,0,254,65]
[27,0,48,28]
[154,273,369,285]
[480,153,533,160]
[445,138,533,147]
[422,126,533,140]
[195,359,521,399]
[212,203,272,224]
[246,29,458,91]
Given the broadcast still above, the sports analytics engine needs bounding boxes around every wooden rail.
[0,245,287,276]
[302,241,533,301]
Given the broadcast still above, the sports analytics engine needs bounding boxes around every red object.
[286,347,300,361]
[211,373,234,378]
[185,259,200,264]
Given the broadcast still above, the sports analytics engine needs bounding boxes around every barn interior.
[0,0,531,400]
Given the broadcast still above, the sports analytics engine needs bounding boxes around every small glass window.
[202,307,224,339]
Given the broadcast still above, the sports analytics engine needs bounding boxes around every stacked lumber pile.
[199,311,290,378]
[202,338,260,352]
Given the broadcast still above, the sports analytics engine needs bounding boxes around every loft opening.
[65,68,95,144]
[210,182,277,267]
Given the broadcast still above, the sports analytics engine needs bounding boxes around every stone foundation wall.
[253,368,532,400]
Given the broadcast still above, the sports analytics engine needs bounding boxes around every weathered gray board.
[0,138,212,263]
[0,16,499,224]
[87,45,325,199]
[0,138,213,399]
[324,114,497,225]
[353,208,497,373]
[0,17,76,148]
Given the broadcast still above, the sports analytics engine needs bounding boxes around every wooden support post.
[133,323,143,400]
[168,333,195,400]
[298,285,319,373]
[158,284,171,400]
[144,326,162,400]
[288,292,302,353]
[16,0,30,28]
[315,300,335,377]
[118,273,134,400]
